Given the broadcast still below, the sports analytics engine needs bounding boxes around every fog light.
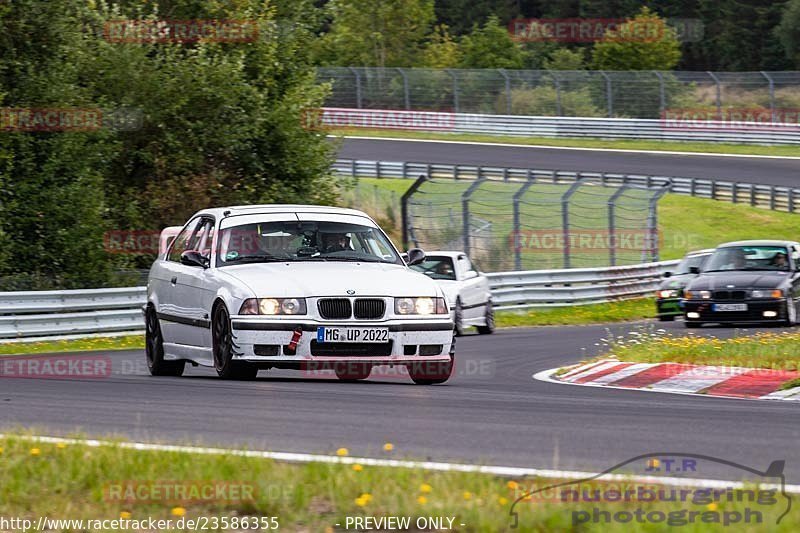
[763,310,777,318]
[687,312,700,319]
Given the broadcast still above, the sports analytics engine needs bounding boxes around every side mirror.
[689,266,700,274]
[181,250,209,268]
[406,248,426,266]
[663,271,672,278]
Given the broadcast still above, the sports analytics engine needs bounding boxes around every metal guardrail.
[0,287,146,339]
[0,261,678,338]
[487,260,680,310]
[322,108,800,145]
[333,159,800,213]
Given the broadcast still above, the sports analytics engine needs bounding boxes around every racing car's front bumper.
[682,299,787,324]
[229,318,455,364]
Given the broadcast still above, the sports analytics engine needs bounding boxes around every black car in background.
[682,240,800,327]
[655,248,714,321]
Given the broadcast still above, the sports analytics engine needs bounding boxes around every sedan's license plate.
[713,303,748,312]
[316,327,389,343]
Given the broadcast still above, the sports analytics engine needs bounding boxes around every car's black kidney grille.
[318,298,352,319]
[353,298,385,319]
[310,340,393,357]
[714,290,746,300]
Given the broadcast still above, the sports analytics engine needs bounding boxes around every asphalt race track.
[2,321,799,483]
[337,137,800,187]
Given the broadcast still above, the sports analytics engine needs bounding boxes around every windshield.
[215,220,402,266]
[410,256,457,280]
[675,253,710,275]
[704,245,790,272]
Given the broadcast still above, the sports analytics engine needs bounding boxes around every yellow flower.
[170,507,186,517]
[707,503,718,511]
[336,447,348,457]
[0,447,3,454]
[119,511,131,519]
[462,491,472,500]
[507,480,519,490]
[352,464,363,472]
[417,495,427,505]
[383,442,394,452]
[419,483,432,493]
[56,442,67,449]
[355,496,368,507]
[498,496,509,505]
[29,448,41,456]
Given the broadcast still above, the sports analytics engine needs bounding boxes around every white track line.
[2,434,798,494]
[334,135,800,160]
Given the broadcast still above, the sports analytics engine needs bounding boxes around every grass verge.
[496,298,655,327]
[0,434,794,532]
[0,335,144,356]
[598,328,800,371]
[331,128,800,157]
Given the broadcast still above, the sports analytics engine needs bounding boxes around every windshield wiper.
[226,254,285,264]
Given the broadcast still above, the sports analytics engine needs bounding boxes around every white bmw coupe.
[145,205,455,384]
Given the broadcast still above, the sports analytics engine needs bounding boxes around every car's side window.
[191,218,215,260]
[167,218,202,263]
[458,255,477,277]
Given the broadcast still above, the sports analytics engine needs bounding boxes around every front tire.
[454,299,465,336]
[476,302,495,334]
[685,321,702,328]
[212,304,258,380]
[658,314,676,322]
[145,306,185,377]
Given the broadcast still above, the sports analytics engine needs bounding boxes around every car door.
[790,245,800,314]
[160,217,215,349]
[457,254,486,320]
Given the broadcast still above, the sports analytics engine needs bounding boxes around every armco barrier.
[333,159,800,213]
[0,261,679,338]
[487,260,680,310]
[322,107,800,145]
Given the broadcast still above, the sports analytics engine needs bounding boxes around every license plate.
[713,303,748,312]
[316,327,389,343]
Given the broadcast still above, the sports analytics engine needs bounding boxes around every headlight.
[685,290,711,300]
[239,298,307,315]
[657,289,677,299]
[394,297,448,315]
[750,289,783,299]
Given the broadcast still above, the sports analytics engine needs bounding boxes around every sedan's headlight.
[750,289,783,299]
[684,290,711,300]
[239,298,307,315]
[657,289,678,299]
[395,297,448,315]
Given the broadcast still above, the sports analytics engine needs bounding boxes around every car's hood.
[687,271,791,290]
[658,274,694,290]
[219,262,442,298]
[432,280,460,307]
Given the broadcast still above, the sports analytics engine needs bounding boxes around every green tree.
[542,48,586,70]
[776,0,800,67]
[420,25,461,68]
[317,0,435,67]
[459,15,527,69]
[592,7,681,70]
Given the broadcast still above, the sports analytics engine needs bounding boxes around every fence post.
[348,67,363,109]
[760,71,776,122]
[654,71,666,115]
[401,174,428,250]
[513,178,535,270]
[462,178,486,256]
[397,68,410,110]
[498,69,512,114]
[446,69,460,113]
[552,72,562,116]
[608,185,630,266]
[600,71,612,117]
[648,182,671,262]
[707,71,721,118]
[561,180,585,269]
